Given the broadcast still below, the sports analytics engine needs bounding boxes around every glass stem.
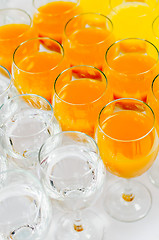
[73,210,83,232]
[122,179,135,202]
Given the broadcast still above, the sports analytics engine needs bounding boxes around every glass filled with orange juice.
[96,98,159,221]
[147,74,159,187]
[53,65,112,138]
[12,37,68,103]
[108,0,158,40]
[0,8,36,72]
[33,0,81,44]
[105,38,159,102]
[63,13,114,71]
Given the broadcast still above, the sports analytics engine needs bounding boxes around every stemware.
[0,169,51,240]
[39,131,105,240]
[147,74,159,187]
[53,65,112,138]
[108,0,158,40]
[33,0,81,44]
[12,37,68,103]
[0,94,60,170]
[105,38,159,101]
[63,12,114,71]
[0,8,36,72]
[96,98,159,221]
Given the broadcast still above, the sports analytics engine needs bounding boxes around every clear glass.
[12,37,68,103]
[108,0,158,39]
[53,65,112,138]
[0,169,52,240]
[96,98,159,221]
[0,8,36,72]
[147,74,159,187]
[0,65,17,107]
[63,12,114,71]
[105,38,159,102]
[0,94,60,171]
[33,0,81,44]
[39,131,105,239]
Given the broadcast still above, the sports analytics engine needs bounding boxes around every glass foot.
[55,210,104,240]
[104,180,152,222]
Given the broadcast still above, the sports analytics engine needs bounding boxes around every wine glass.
[0,168,52,240]
[63,12,114,71]
[0,8,36,72]
[96,98,159,221]
[105,38,159,101]
[12,37,68,103]
[53,65,112,138]
[33,0,81,44]
[0,94,60,171]
[38,131,105,240]
[147,74,159,187]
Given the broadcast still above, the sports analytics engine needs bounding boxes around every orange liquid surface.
[54,79,111,137]
[33,1,81,44]
[0,24,35,72]
[13,52,66,103]
[106,53,157,101]
[97,110,158,178]
[64,27,114,70]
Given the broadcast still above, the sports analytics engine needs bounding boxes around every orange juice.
[63,13,114,70]
[12,38,68,103]
[53,66,111,137]
[108,0,158,40]
[80,0,110,15]
[33,1,81,44]
[64,27,113,71]
[105,39,159,101]
[0,23,35,72]
[97,110,158,178]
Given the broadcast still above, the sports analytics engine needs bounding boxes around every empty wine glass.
[0,168,52,240]
[0,94,60,171]
[39,131,105,240]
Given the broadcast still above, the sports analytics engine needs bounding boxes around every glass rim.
[12,37,65,74]
[151,74,159,102]
[0,93,54,139]
[152,14,159,39]
[98,97,156,143]
[64,12,113,46]
[0,65,12,96]
[109,0,158,16]
[38,130,100,180]
[0,167,44,189]
[0,8,32,42]
[105,37,159,77]
[54,65,108,106]
[33,0,80,16]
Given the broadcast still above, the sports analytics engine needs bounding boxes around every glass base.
[55,210,104,240]
[148,159,159,187]
[104,180,152,222]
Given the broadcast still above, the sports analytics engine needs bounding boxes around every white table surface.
[1,0,159,239]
